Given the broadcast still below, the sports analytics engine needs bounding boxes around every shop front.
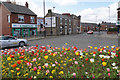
[12,23,37,37]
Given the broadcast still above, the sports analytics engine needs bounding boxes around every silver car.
[0,36,28,48]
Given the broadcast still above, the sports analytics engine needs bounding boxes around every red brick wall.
[11,13,37,24]
[0,4,2,36]
[1,4,11,36]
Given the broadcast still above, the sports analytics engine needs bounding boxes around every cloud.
[77,2,118,23]
[51,0,78,6]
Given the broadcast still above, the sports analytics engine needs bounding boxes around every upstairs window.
[60,18,62,24]
[30,16,35,23]
[65,19,67,25]
[18,15,24,22]
[69,20,71,25]
[8,15,10,23]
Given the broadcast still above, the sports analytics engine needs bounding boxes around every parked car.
[0,36,28,48]
[87,30,93,34]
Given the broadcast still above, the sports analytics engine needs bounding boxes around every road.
[1,31,118,50]
[28,31,118,49]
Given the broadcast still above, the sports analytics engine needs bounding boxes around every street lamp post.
[108,6,110,22]
[43,0,46,37]
[50,10,53,35]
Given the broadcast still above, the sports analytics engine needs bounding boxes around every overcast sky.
[1,0,119,23]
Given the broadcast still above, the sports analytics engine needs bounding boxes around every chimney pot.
[25,2,28,8]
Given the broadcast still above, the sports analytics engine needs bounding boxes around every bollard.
[118,33,120,47]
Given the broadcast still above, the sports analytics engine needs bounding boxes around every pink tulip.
[64,52,66,55]
[33,58,36,61]
[73,73,76,77]
[38,57,41,61]
[46,70,50,73]
[55,61,58,64]
[82,64,84,67]
[73,58,75,60]
[45,63,48,68]
[107,68,110,72]
[60,54,62,57]
[108,73,110,76]
[27,63,29,66]
[38,66,41,70]
[74,61,78,64]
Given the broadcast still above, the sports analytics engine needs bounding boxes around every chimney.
[6,0,11,3]
[48,9,52,13]
[25,2,28,8]
[62,13,70,16]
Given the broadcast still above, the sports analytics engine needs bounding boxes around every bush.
[108,28,117,32]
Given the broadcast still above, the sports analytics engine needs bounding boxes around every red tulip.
[36,45,38,47]
[4,52,7,55]
[115,55,118,57]
[12,52,15,54]
[12,64,17,68]
[10,55,14,58]
[85,58,88,61]
[17,60,21,64]
[15,49,18,52]
[119,52,120,54]
[102,59,104,61]
[34,67,37,71]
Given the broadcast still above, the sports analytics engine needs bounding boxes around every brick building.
[45,10,81,36]
[100,21,116,31]
[117,1,120,33]
[0,1,37,37]
[81,22,97,32]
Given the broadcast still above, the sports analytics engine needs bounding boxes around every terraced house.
[0,1,37,37]
[45,9,81,36]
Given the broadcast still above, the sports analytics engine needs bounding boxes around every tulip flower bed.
[1,44,120,79]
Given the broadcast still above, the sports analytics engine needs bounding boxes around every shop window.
[30,16,35,23]
[18,15,24,22]
[8,15,10,23]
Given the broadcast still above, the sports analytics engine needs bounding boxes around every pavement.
[22,36,57,41]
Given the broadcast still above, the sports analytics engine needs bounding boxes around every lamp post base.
[118,33,120,47]
[50,31,53,36]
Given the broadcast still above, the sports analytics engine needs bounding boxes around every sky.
[1,0,120,23]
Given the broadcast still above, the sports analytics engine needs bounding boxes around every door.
[65,26,67,35]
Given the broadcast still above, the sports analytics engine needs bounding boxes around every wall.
[1,4,11,36]
[0,3,2,36]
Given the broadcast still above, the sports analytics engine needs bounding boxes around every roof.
[52,12,72,19]
[81,22,97,27]
[2,2,36,16]
[117,8,120,10]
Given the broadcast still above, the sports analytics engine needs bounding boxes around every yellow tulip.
[44,56,48,59]
[7,57,11,61]
[102,62,107,66]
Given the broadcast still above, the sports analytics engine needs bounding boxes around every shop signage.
[12,23,37,28]
[116,21,120,25]
[45,17,56,27]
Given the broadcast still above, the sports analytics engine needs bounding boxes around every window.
[30,16,35,23]
[65,19,67,25]
[18,15,24,22]
[69,20,71,25]
[60,18,62,24]
[7,15,10,23]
